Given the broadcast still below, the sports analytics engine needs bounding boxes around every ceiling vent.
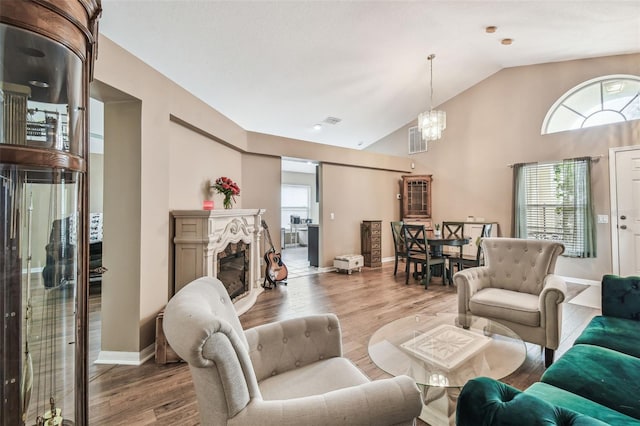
[323,116,342,125]
[408,126,427,154]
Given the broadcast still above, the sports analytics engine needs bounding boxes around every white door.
[613,148,640,275]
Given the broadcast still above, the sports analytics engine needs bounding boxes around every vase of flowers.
[213,176,240,209]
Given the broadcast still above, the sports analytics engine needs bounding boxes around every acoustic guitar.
[261,220,288,289]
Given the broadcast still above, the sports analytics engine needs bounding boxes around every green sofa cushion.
[541,344,640,420]
[601,274,640,320]
[457,377,608,425]
[575,315,640,358]
[527,382,640,425]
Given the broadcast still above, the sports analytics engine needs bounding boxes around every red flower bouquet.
[213,176,240,209]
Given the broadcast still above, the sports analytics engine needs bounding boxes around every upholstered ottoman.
[333,254,364,274]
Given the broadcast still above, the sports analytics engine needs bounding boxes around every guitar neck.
[262,221,276,251]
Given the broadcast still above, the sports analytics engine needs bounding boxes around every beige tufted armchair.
[163,276,423,426]
[454,237,566,367]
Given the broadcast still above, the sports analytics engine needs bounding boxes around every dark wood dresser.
[361,220,382,267]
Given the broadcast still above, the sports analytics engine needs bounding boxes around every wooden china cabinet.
[0,2,101,425]
[401,175,433,229]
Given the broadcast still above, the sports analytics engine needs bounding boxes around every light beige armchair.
[163,276,423,426]
[454,237,566,367]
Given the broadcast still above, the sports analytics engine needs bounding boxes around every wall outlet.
[330,212,335,220]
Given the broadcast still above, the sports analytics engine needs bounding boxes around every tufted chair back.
[163,276,260,424]
[482,237,565,295]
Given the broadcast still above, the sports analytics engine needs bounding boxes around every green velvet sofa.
[456,274,640,426]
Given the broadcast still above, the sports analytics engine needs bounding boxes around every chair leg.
[393,255,398,276]
[405,261,410,285]
[544,347,554,367]
[442,263,448,286]
[424,271,429,289]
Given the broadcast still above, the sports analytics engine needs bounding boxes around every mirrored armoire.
[0,1,101,425]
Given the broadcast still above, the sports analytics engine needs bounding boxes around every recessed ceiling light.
[501,38,513,45]
[313,124,322,131]
[28,80,49,88]
[485,26,497,33]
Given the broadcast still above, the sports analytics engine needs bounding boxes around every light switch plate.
[597,214,608,224]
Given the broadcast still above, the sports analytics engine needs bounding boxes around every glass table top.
[368,313,526,388]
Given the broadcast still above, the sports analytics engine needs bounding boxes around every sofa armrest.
[245,314,343,382]
[455,266,491,316]
[228,375,422,426]
[457,377,608,426]
[602,274,640,320]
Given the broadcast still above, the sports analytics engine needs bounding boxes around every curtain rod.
[507,155,604,168]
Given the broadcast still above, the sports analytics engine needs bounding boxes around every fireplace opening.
[217,242,249,300]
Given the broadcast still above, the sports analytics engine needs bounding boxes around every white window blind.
[515,159,595,257]
[281,184,310,228]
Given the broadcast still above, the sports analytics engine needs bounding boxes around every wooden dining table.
[426,234,470,285]
[427,234,470,258]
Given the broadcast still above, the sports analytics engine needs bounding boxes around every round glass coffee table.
[368,313,526,426]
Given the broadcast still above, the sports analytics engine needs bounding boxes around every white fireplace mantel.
[171,209,266,315]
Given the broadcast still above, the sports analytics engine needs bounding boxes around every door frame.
[609,144,640,274]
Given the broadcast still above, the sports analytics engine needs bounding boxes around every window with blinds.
[281,184,311,227]
[515,158,594,257]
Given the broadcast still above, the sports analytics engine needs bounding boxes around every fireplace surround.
[171,209,266,314]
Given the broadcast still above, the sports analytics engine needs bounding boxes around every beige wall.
[102,99,142,352]
[242,154,282,252]
[168,122,243,211]
[368,53,640,281]
[321,164,403,265]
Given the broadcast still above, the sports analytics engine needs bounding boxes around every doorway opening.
[281,158,320,278]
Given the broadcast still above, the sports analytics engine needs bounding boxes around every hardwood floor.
[88,262,600,425]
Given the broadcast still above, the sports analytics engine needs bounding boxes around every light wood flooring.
[88,262,600,425]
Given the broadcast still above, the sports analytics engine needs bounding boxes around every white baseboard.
[559,276,601,287]
[382,256,395,263]
[94,343,155,365]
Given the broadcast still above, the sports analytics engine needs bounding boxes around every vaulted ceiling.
[100,1,640,150]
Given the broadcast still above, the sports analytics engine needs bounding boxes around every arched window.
[542,75,640,135]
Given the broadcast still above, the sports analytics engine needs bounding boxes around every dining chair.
[447,223,493,280]
[402,224,447,288]
[390,221,406,275]
[442,221,464,238]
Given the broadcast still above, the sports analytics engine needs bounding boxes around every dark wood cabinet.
[401,175,433,229]
[361,220,382,267]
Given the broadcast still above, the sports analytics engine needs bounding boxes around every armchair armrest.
[245,314,343,382]
[538,274,566,349]
[457,377,608,426]
[602,274,640,320]
[229,375,423,426]
[455,266,491,315]
[539,274,567,309]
